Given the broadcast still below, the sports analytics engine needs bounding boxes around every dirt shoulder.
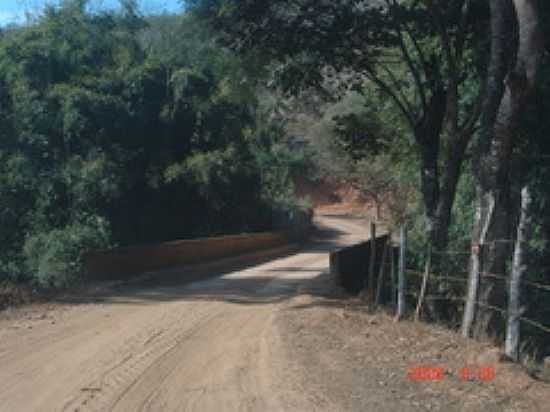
[276,271,550,412]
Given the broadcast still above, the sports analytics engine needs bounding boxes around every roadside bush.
[0,255,27,284]
[23,217,111,288]
[272,198,313,241]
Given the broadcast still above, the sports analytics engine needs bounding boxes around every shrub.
[23,216,111,288]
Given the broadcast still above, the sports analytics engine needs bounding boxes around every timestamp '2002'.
[408,366,496,382]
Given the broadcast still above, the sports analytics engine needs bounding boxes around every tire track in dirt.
[61,303,227,411]
[0,215,368,412]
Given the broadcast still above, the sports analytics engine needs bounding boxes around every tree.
[462,0,543,338]
[0,2,303,287]
[355,155,396,221]
[191,0,488,251]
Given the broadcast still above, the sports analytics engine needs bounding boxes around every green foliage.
[23,217,111,288]
[252,117,299,204]
[0,3,302,287]
[447,166,476,249]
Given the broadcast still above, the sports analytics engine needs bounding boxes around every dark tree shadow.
[53,216,367,309]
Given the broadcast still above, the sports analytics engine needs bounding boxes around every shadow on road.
[54,215,367,309]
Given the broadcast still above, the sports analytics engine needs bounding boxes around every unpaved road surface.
[3,215,547,412]
[0,215,367,412]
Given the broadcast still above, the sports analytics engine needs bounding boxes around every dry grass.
[0,282,38,311]
[276,273,550,411]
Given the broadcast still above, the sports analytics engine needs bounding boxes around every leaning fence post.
[368,222,377,301]
[415,246,432,322]
[396,226,407,320]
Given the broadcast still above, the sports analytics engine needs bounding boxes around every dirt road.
[0,215,367,412]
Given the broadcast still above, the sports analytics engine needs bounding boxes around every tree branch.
[385,0,428,110]
[363,68,416,130]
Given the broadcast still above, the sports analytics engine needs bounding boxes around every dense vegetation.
[190,0,550,360]
[0,1,307,287]
[2,0,549,363]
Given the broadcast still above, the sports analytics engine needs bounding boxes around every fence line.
[407,256,550,295]
[479,239,550,244]
[523,279,550,293]
[429,240,550,253]
[474,301,507,315]
[478,271,550,294]
[407,284,550,334]
[405,271,550,334]
[406,270,468,284]
[366,224,550,354]
[519,317,550,334]
[479,272,507,281]
[407,268,550,295]
[432,250,470,256]
[405,291,465,303]
[431,275,468,283]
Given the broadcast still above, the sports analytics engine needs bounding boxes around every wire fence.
[347,222,550,360]
[403,237,550,338]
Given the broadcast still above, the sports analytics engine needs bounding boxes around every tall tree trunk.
[466,0,543,339]
[432,131,471,250]
[505,185,531,361]
[421,0,482,254]
[462,187,493,337]
[416,98,477,253]
[414,86,446,242]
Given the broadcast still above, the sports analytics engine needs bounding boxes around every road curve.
[0,215,367,412]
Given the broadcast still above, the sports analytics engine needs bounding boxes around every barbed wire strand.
[473,301,507,314]
[405,290,465,302]
[519,317,550,334]
[479,272,507,281]
[404,291,550,333]
[407,270,468,283]
[408,269,550,292]
[432,251,471,256]
[523,280,550,293]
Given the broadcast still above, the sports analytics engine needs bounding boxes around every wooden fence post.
[396,226,407,320]
[462,197,494,337]
[375,237,389,306]
[415,246,432,321]
[390,236,397,307]
[506,186,531,361]
[368,222,377,301]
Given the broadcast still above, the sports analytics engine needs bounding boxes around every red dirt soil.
[295,176,374,216]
